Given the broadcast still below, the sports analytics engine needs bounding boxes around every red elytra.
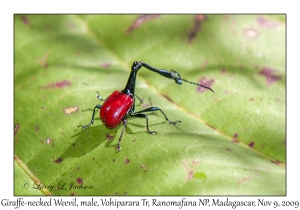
[100,90,133,129]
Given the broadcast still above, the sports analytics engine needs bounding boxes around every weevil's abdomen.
[100,90,133,129]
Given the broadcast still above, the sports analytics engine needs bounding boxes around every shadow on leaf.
[59,125,116,160]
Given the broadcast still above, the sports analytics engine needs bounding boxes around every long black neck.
[122,61,142,97]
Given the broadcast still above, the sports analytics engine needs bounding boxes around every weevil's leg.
[97,91,105,101]
[78,104,102,129]
[130,113,157,135]
[135,94,144,106]
[135,107,181,125]
[117,119,128,151]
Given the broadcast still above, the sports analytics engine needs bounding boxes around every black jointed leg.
[117,120,128,152]
[135,94,144,105]
[135,107,181,125]
[78,104,102,129]
[131,113,157,135]
[97,91,105,101]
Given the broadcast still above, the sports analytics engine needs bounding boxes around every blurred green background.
[14,14,285,195]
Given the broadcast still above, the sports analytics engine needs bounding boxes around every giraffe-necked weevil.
[78,61,214,151]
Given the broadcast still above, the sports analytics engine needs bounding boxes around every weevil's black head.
[175,78,182,84]
[171,70,183,85]
[132,61,142,71]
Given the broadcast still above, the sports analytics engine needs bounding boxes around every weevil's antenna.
[182,78,215,93]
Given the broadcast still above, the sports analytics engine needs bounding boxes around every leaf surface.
[14,14,285,195]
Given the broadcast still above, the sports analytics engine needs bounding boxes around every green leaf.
[14,14,285,195]
[14,156,45,196]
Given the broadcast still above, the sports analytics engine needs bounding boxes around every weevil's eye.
[175,78,182,85]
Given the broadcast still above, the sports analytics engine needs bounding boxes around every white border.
[2,0,298,209]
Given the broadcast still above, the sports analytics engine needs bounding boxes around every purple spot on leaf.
[76,178,83,185]
[42,80,72,89]
[197,77,214,93]
[188,171,194,180]
[257,16,279,29]
[102,62,111,68]
[271,160,280,165]
[248,141,255,148]
[188,15,207,44]
[221,68,226,74]
[259,67,282,86]
[126,15,161,33]
[106,134,113,140]
[55,158,63,163]
[55,80,72,88]
[142,103,150,109]
[238,177,251,184]
[232,133,239,142]
[201,60,209,69]
[223,15,229,21]
[21,16,29,25]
